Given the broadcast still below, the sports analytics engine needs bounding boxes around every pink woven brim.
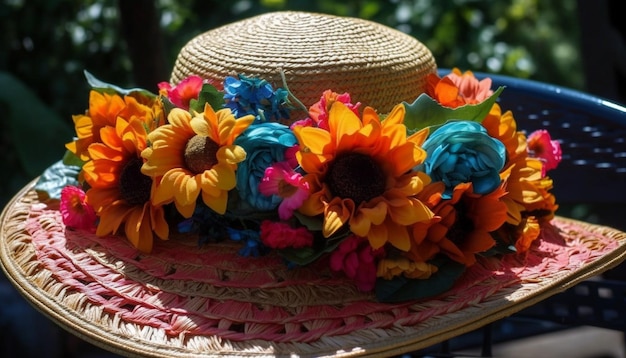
[2,179,626,357]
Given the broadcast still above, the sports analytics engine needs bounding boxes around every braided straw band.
[170,11,437,121]
[3,180,626,357]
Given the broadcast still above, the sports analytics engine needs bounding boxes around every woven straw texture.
[2,180,626,357]
[170,11,437,120]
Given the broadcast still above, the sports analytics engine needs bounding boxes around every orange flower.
[66,90,165,162]
[425,68,493,108]
[482,104,558,225]
[293,102,434,251]
[82,117,168,253]
[410,182,507,267]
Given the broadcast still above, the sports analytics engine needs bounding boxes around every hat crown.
[171,11,437,118]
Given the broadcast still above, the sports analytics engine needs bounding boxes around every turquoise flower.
[223,74,290,122]
[419,121,506,199]
[234,122,298,211]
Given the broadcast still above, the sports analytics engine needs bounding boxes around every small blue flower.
[223,74,290,123]
[178,204,230,245]
[419,121,506,199]
[234,122,297,211]
[227,227,268,257]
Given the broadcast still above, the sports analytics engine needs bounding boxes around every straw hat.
[2,10,626,358]
[170,11,437,119]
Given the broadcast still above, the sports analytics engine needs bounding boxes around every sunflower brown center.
[184,135,219,174]
[119,157,152,206]
[326,152,386,205]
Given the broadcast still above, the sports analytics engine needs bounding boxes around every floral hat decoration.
[2,11,626,358]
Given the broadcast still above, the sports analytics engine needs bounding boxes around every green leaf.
[292,211,324,231]
[61,149,85,168]
[34,160,81,201]
[375,257,466,303]
[84,70,156,98]
[278,231,349,266]
[403,86,505,133]
[189,83,225,113]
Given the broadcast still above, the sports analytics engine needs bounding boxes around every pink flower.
[290,90,360,130]
[158,75,215,110]
[527,129,562,175]
[329,235,384,292]
[260,220,314,249]
[60,186,97,232]
[258,161,309,220]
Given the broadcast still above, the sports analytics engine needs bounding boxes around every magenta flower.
[158,75,207,110]
[329,235,384,292]
[527,129,562,175]
[260,220,314,249]
[258,161,309,220]
[60,186,97,232]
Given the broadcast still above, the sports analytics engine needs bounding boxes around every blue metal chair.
[404,70,626,357]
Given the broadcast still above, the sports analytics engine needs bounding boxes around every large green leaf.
[375,257,466,303]
[34,160,81,201]
[403,86,505,133]
[84,70,156,98]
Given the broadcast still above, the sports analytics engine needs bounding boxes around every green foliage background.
[0,0,582,208]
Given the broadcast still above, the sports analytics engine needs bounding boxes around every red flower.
[158,75,219,110]
[60,185,97,232]
[259,220,314,249]
[527,129,562,176]
[329,235,384,292]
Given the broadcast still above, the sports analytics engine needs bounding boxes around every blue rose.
[419,121,506,199]
[234,122,297,211]
[223,74,290,123]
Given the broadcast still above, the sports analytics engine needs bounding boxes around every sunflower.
[66,90,164,162]
[82,117,168,253]
[141,104,254,217]
[410,181,508,267]
[482,103,558,225]
[293,102,434,251]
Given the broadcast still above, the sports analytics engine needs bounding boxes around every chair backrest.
[460,71,626,205]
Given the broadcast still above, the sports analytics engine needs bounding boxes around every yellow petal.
[328,102,362,142]
[389,142,426,176]
[124,205,153,253]
[229,114,255,142]
[322,198,352,237]
[217,145,246,165]
[96,203,133,237]
[207,164,237,191]
[202,188,228,214]
[294,126,332,156]
[385,221,411,251]
[408,127,430,146]
[177,174,200,207]
[190,114,210,137]
[388,197,434,226]
[382,103,406,126]
[367,223,388,250]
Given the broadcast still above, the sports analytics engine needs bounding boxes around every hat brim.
[2,179,626,357]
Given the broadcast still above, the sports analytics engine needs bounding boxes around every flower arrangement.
[37,68,561,303]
